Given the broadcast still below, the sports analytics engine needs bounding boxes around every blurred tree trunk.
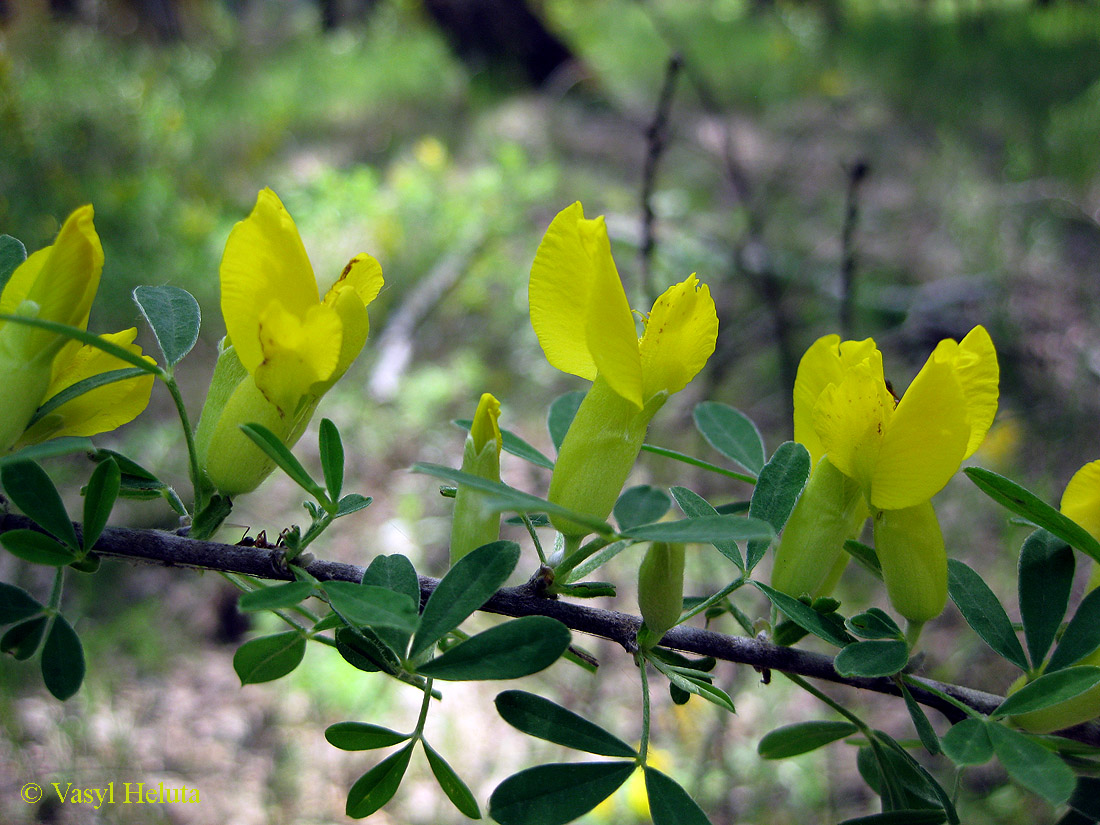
[421,0,574,87]
[128,0,181,41]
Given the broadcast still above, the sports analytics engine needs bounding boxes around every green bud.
[637,541,685,648]
[548,374,666,537]
[872,501,947,624]
[771,458,866,599]
[194,341,316,497]
[449,393,503,564]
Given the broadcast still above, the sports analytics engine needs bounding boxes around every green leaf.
[318,418,344,501]
[547,390,585,452]
[1018,530,1075,670]
[456,418,554,470]
[346,742,415,819]
[1,436,96,467]
[747,441,811,569]
[81,457,120,552]
[335,627,402,675]
[240,423,328,503]
[839,812,947,825]
[1047,586,1100,673]
[336,494,373,517]
[874,732,958,822]
[1,616,47,659]
[846,608,903,640]
[323,582,419,634]
[362,554,421,607]
[489,761,635,825]
[654,663,736,713]
[232,631,307,684]
[993,665,1100,717]
[613,485,671,531]
[899,682,940,755]
[693,401,765,476]
[834,640,910,678]
[940,718,993,766]
[0,530,77,566]
[411,463,612,535]
[411,540,519,660]
[621,514,773,544]
[644,767,714,825]
[753,582,852,647]
[40,615,84,701]
[1,460,79,550]
[0,234,27,288]
[987,722,1076,804]
[417,616,570,681]
[0,583,43,625]
[566,539,633,582]
[669,486,743,569]
[132,284,201,367]
[947,559,1028,671]
[28,367,149,428]
[92,448,159,481]
[758,721,859,758]
[238,582,315,612]
[965,467,1100,565]
[844,539,883,579]
[494,690,637,758]
[423,739,482,819]
[325,721,410,751]
[0,314,162,374]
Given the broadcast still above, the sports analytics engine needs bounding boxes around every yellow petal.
[870,341,970,509]
[470,392,502,454]
[793,335,881,465]
[638,274,718,400]
[813,360,893,495]
[318,254,381,391]
[1,206,102,356]
[18,328,154,445]
[1061,459,1100,544]
[219,189,319,374]
[952,325,999,459]
[252,301,343,416]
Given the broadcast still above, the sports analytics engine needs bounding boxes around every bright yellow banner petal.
[320,256,380,389]
[813,360,892,495]
[1061,459,1100,544]
[220,189,319,373]
[951,325,999,459]
[870,343,970,509]
[529,202,601,381]
[793,335,881,465]
[639,275,718,401]
[1,206,103,356]
[18,329,154,445]
[252,302,342,415]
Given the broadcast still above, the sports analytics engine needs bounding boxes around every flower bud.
[771,457,866,599]
[547,375,666,537]
[449,393,503,564]
[637,541,685,649]
[872,502,948,624]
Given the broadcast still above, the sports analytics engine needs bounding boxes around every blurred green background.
[3,0,1100,822]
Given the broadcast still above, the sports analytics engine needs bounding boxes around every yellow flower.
[195,189,383,496]
[530,202,717,411]
[0,206,153,452]
[450,392,503,564]
[530,202,718,535]
[796,327,998,623]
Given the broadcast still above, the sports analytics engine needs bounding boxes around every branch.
[4,513,1097,748]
